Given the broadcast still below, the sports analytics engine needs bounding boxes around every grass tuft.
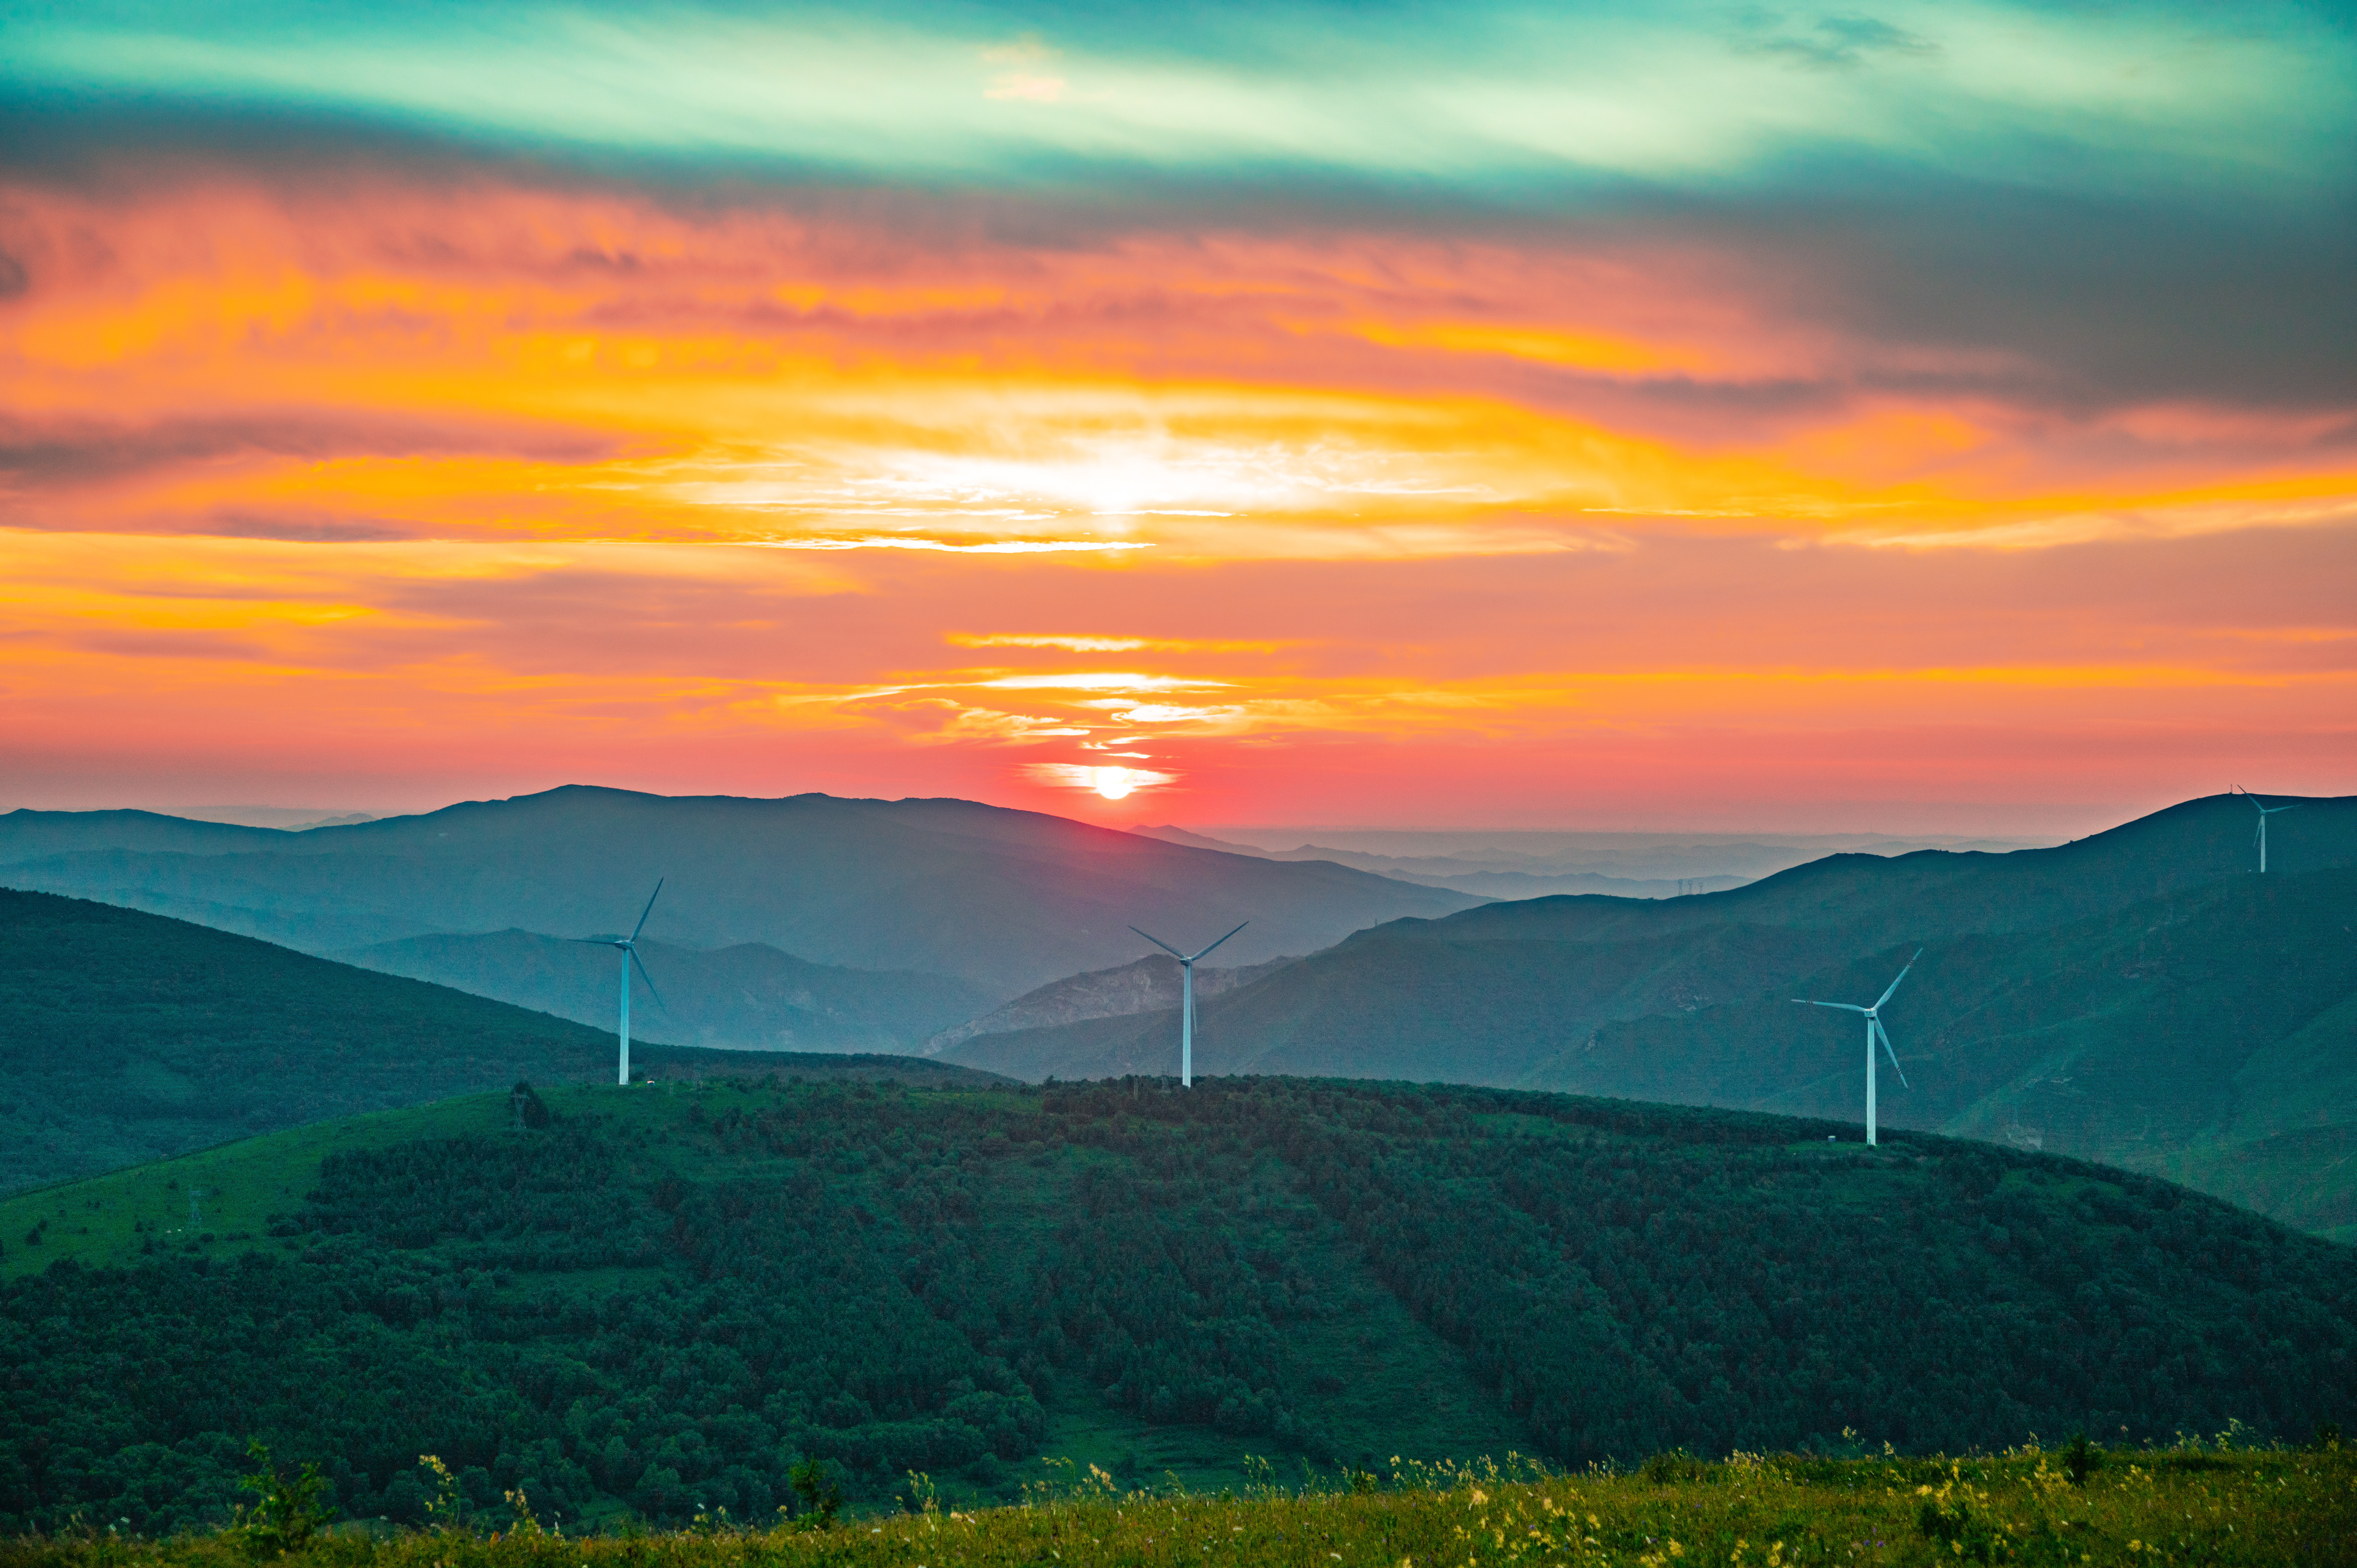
[4,1445,2350,1568]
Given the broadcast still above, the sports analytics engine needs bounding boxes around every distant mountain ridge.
[944,919,1855,1086]
[1132,823,2050,899]
[337,930,997,1054]
[1388,793,2353,950]
[0,786,1481,999]
[922,951,1297,1056]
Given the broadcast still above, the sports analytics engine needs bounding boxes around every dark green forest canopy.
[4,1076,2353,1538]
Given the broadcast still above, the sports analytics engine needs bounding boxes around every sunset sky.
[4,0,2353,830]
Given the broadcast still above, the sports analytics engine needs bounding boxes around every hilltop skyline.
[3,0,2353,826]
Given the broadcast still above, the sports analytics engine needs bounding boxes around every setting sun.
[1092,767,1135,800]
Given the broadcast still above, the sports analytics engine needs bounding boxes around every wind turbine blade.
[571,936,617,946]
[630,946,667,1013]
[1189,920,1250,963]
[630,878,665,943]
[1876,1017,1910,1089]
[1873,949,1924,1011]
[1129,926,1187,960]
[1793,1000,1869,1013]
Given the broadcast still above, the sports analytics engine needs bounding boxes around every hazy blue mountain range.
[0,786,1481,998]
[945,794,2357,1235]
[944,919,1855,1086]
[0,888,1005,1194]
[337,929,995,1054]
[1133,824,2052,899]
[922,952,1297,1056]
[0,811,294,859]
[171,807,386,831]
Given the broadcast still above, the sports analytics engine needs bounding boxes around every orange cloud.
[6,177,2350,577]
[4,173,2353,819]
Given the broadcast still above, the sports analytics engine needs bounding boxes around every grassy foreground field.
[4,1447,2352,1568]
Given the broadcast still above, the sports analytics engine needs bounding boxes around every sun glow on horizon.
[1093,766,1136,800]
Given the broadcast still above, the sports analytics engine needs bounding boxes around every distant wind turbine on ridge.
[1129,920,1248,1088]
[2235,788,2298,874]
[1793,949,1921,1147]
[577,879,666,1085]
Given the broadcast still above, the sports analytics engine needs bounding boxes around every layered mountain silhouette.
[14,788,2350,1232]
[1131,823,2044,899]
[0,786,1481,1000]
[944,793,2357,1236]
[336,930,998,1053]
[922,951,1297,1057]
[1580,871,2357,1234]
[0,888,1006,1193]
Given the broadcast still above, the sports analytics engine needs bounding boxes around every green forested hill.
[4,1075,2353,1536]
[1569,869,2357,1236]
[944,798,2357,1235]
[0,889,1004,1193]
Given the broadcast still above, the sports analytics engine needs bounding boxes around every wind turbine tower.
[2236,788,2298,874]
[1129,920,1248,1088]
[578,879,666,1085]
[1794,949,1921,1146]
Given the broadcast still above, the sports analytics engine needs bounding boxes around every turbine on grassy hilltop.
[2235,788,2299,874]
[1794,949,1921,1147]
[576,879,666,1085]
[1129,920,1247,1088]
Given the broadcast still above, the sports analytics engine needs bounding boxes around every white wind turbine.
[577,879,666,1085]
[1129,920,1248,1088]
[1793,949,1920,1147]
[2235,788,2298,874]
